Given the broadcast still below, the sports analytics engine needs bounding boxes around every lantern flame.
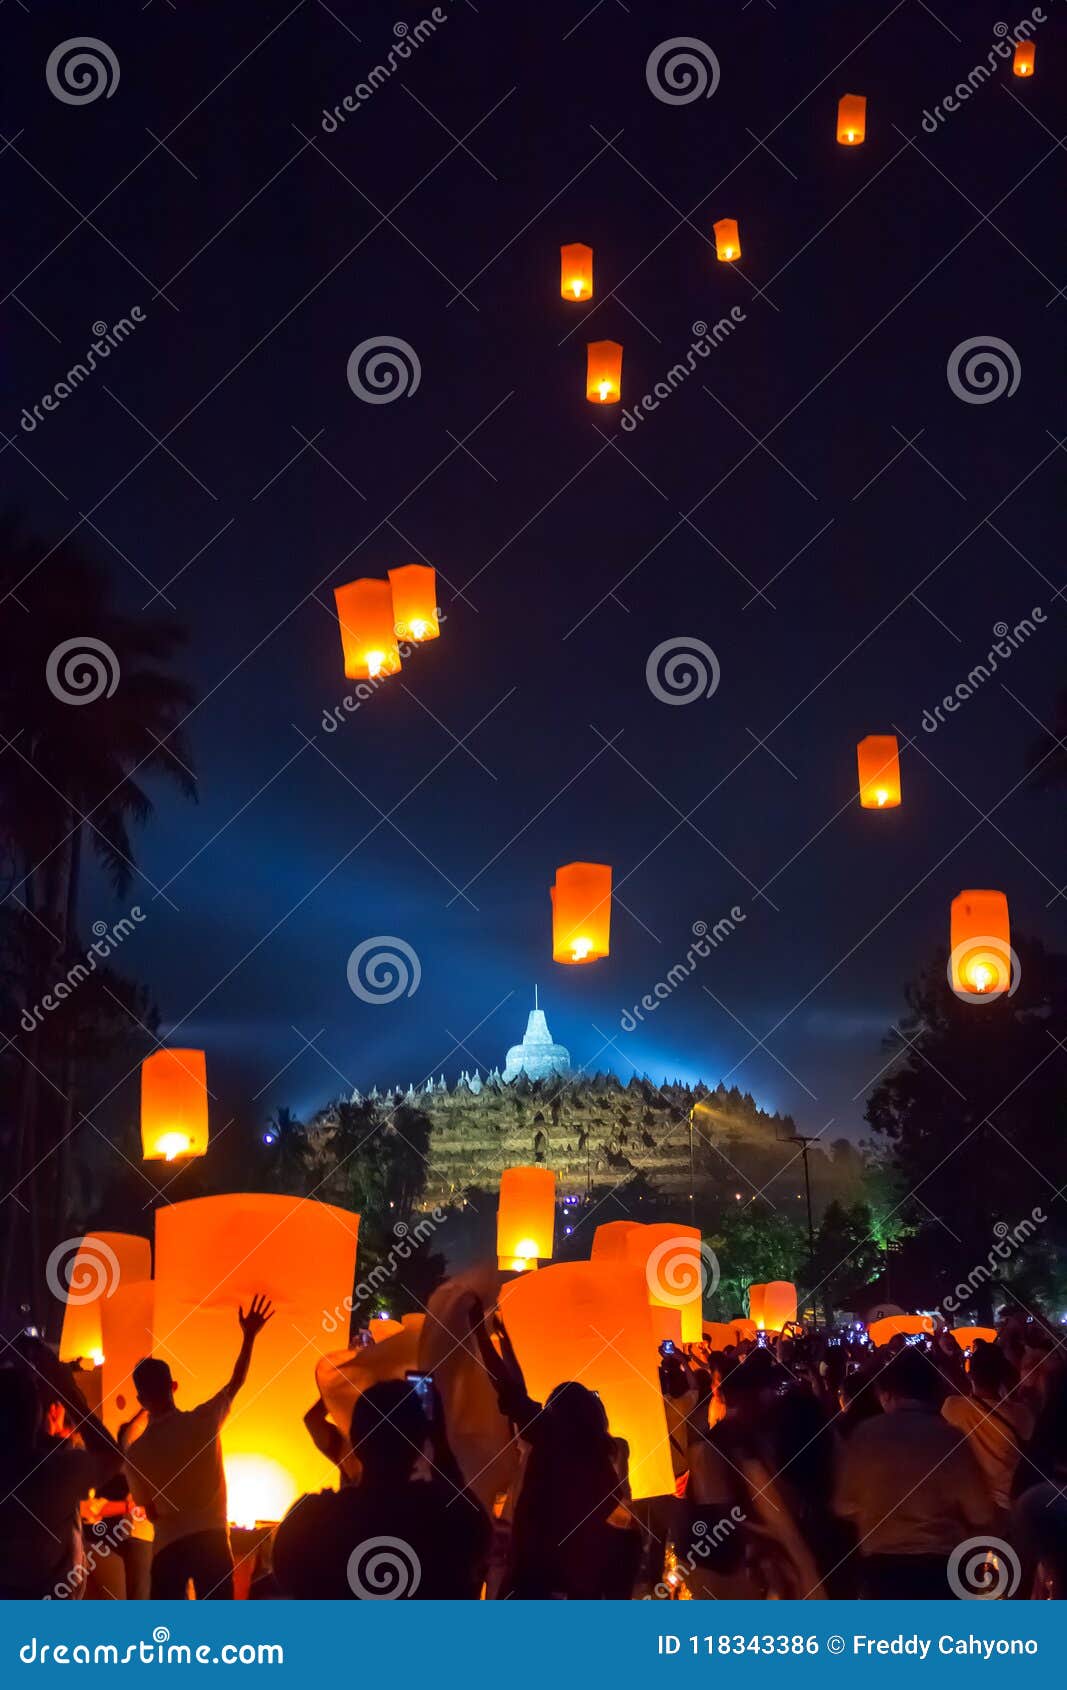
[597,380,612,401]
[157,1131,191,1163]
[514,1238,539,1260]
[875,789,888,808]
[90,1348,105,1368]
[365,650,385,678]
[409,619,428,641]
[968,961,996,994]
[570,936,593,961]
[571,279,584,298]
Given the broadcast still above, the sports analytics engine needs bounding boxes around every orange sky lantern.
[586,340,622,404]
[713,218,741,262]
[950,889,1012,998]
[857,734,901,809]
[560,242,593,301]
[837,93,867,144]
[747,1282,767,1329]
[497,1165,555,1269]
[950,1326,998,1351]
[141,1048,209,1162]
[388,564,440,644]
[501,1260,674,1500]
[58,1233,152,1368]
[333,578,402,682]
[154,1194,360,1526]
[763,1280,798,1332]
[100,1279,154,1434]
[868,1313,934,1347]
[551,861,612,963]
[1013,41,1035,76]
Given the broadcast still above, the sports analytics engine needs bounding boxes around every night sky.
[4,1,1064,1150]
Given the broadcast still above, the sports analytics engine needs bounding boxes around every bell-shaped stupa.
[503,988,571,1083]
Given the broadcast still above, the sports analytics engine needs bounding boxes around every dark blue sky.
[3,0,1064,1147]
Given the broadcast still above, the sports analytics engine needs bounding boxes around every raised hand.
[238,1293,275,1339]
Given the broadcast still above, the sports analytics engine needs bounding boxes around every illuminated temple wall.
[153,1194,359,1527]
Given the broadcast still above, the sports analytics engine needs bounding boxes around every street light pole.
[789,1133,818,1324]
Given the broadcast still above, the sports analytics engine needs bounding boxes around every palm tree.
[0,514,196,1320]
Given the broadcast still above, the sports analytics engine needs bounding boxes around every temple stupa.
[502,988,571,1083]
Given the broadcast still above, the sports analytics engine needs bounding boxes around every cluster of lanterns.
[333,564,440,682]
[853,734,1013,1000]
[564,56,1039,408]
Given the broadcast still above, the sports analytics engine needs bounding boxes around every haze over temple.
[329,995,865,1216]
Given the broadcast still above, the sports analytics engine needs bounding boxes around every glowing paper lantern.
[560,242,593,301]
[57,1233,152,1366]
[388,564,439,644]
[551,861,612,964]
[154,1194,360,1524]
[868,1313,934,1348]
[635,1222,705,1345]
[837,93,867,144]
[950,1326,998,1352]
[333,578,401,682]
[1013,41,1035,76]
[100,1279,154,1433]
[950,890,1012,998]
[763,1281,798,1333]
[501,1260,674,1500]
[497,1166,555,1269]
[592,1221,703,1343]
[747,1282,767,1329]
[713,218,741,262]
[857,734,901,809]
[141,1048,208,1162]
[586,340,622,404]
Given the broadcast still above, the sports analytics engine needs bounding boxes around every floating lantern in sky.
[497,1165,555,1269]
[713,218,741,262]
[592,1220,703,1343]
[747,1282,767,1329]
[856,734,901,809]
[950,889,1012,999]
[1013,41,1035,76]
[141,1049,208,1162]
[551,861,612,964]
[388,564,440,644]
[560,242,593,301]
[836,93,867,144]
[763,1280,798,1333]
[333,578,402,682]
[586,340,622,403]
